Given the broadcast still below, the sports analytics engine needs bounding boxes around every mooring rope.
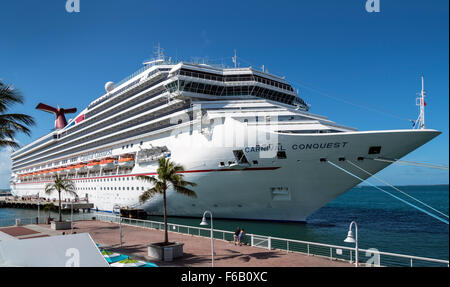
[346,160,449,219]
[372,158,449,171]
[327,161,449,225]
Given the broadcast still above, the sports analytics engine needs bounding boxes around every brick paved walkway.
[37,220,352,267]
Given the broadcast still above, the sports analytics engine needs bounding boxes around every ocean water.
[1,185,448,261]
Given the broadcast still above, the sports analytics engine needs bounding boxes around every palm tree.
[137,157,197,245]
[45,175,77,222]
[0,80,35,149]
[43,203,55,224]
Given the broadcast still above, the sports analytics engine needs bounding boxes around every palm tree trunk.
[58,189,62,222]
[163,189,168,244]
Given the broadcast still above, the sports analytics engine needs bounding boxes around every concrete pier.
[0,196,93,212]
[0,221,352,267]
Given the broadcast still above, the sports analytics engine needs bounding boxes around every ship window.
[368,146,381,155]
[277,151,287,159]
[253,160,258,165]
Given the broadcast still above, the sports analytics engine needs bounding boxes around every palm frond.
[137,158,197,203]
[139,188,162,202]
[45,176,77,197]
[0,117,32,136]
[173,184,197,198]
[44,183,56,195]
[0,113,35,126]
[170,173,197,187]
[0,139,20,149]
[0,84,24,113]
[136,175,158,184]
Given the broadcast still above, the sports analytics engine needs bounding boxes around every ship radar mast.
[413,75,427,129]
[232,49,238,68]
[143,43,165,66]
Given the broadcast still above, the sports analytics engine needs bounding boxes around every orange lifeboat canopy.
[88,160,100,166]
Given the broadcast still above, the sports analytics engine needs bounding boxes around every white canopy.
[0,233,109,267]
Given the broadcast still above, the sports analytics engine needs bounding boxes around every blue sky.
[0,0,448,187]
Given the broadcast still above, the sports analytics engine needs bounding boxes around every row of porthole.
[76,186,146,191]
[76,177,137,183]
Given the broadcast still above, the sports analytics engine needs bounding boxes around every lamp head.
[200,216,208,226]
[344,230,356,243]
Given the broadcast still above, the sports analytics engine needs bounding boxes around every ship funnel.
[36,103,77,130]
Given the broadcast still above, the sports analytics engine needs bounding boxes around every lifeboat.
[56,167,65,174]
[118,156,135,167]
[75,163,87,172]
[87,160,101,170]
[100,158,116,170]
[66,165,77,173]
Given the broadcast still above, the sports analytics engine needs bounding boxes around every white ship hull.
[11,128,439,222]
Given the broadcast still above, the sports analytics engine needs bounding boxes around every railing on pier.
[89,213,449,267]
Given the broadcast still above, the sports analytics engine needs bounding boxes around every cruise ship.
[9,52,440,222]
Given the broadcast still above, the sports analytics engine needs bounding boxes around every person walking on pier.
[234,227,240,245]
[238,229,245,246]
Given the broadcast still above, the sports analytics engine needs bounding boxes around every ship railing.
[88,213,449,267]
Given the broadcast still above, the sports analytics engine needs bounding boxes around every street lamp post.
[344,221,358,267]
[71,195,78,234]
[71,200,73,233]
[119,217,123,247]
[37,193,40,223]
[200,210,214,267]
